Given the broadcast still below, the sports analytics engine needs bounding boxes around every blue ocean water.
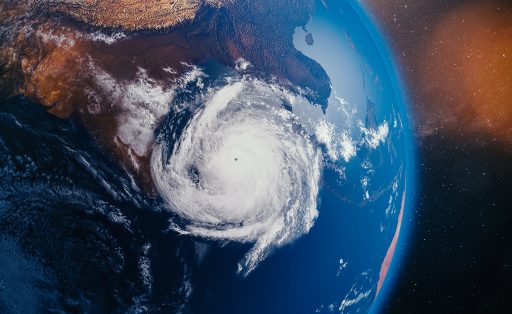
[0,0,415,313]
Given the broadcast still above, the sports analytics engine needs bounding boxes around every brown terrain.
[41,0,220,30]
[0,0,331,193]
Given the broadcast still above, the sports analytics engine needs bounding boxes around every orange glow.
[422,2,512,142]
[376,189,406,297]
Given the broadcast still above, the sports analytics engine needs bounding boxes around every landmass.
[0,0,331,192]
[38,0,218,30]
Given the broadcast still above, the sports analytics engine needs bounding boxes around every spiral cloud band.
[151,78,322,275]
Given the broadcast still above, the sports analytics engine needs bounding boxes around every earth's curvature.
[0,0,413,313]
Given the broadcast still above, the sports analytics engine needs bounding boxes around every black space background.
[383,135,512,313]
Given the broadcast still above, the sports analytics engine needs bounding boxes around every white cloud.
[91,65,206,157]
[361,121,389,149]
[235,58,252,71]
[139,243,152,292]
[338,271,374,313]
[338,289,372,313]
[88,31,127,44]
[36,29,75,47]
[315,119,356,162]
[339,132,357,162]
[315,119,337,160]
[152,77,322,275]
[337,258,348,277]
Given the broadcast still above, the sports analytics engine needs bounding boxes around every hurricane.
[151,77,322,275]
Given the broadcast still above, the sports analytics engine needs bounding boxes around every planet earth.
[0,0,413,313]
